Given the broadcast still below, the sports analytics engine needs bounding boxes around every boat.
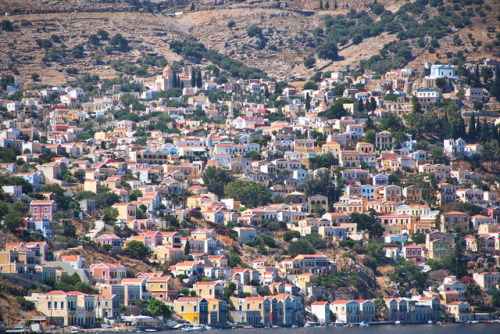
[304,322,315,328]
[243,325,254,329]
[436,322,442,325]
[428,320,433,324]
[291,325,298,328]
[359,321,369,327]
[144,329,157,332]
[182,326,207,332]
[395,321,401,325]
[334,320,345,327]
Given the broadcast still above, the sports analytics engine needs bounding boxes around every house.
[439,276,466,301]
[310,301,330,323]
[402,244,423,263]
[0,246,39,274]
[440,211,470,233]
[147,276,177,300]
[192,281,224,299]
[375,131,392,150]
[426,232,454,260]
[26,290,95,327]
[234,227,257,243]
[89,263,127,284]
[59,255,86,269]
[330,300,360,323]
[30,200,57,221]
[472,272,500,291]
[174,297,209,325]
[445,302,472,322]
[154,246,184,264]
[95,294,120,319]
[94,234,123,253]
[112,203,136,220]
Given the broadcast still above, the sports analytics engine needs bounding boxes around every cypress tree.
[196,71,202,88]
[305,93,311,111]
[469,113,476,141]
[191,69,196,88]
[180,81,184,89]
[411,96,422,114]
[479,118,490,143]
[358,98,364,113]
[370,97,377,112]
[458,117,467,139]
[173,73,178,88]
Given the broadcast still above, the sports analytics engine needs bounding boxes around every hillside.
[0,0,498,85]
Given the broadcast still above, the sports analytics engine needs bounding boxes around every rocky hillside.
[0,0,498,83]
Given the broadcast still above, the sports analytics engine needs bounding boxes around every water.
[133,323,499,334]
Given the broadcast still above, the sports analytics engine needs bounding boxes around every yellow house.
[84,179,100,193]
[321,142,341,156]
[112,203,137,220]
[153,246,184,264]
[26,290,95,327]
[174,297,208,324]
[192,281,224,299]
[0,247,38,274]
[94,132,114,141]
[293,273,318,291]
[147,276,177,300]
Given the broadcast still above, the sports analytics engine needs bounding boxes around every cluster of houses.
[0,58,500,328]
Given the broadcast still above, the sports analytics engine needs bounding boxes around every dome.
[163,66,174,75]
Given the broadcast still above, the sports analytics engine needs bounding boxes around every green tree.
[88,34,100,46]
[349,212,384,238]
[410,232,426,244]
[441,240,467,279]
[123,240,152,259]
[305,93,311,111]
[1,20,14,31]
[469,113,477,141]
[191,69,196,88]
[316,42,339,61]
[247,25,263,38]
[3,212,24,233]
[97,29,109,40]
[308,152,338,169]
[102,207,119,224]
[303,81,318,90]
[110,33,129,51]
[288,239,315,258]
[300,170,341,210]
[196,71,202,88]
[358,98,364,113]
[16,297,35,311]
[224,180,272,208]
[202,167,234,198]
[0,75,15,90]
[148,299,172,318]
[283,230,301,242]
[492,291,500,307]
[228,20,235,28]
[411,96,422,114]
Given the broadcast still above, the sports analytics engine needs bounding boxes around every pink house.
[30,200,57,221]
[94,234,123,253]
[402,244,423,264]
[89,263,126,284]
